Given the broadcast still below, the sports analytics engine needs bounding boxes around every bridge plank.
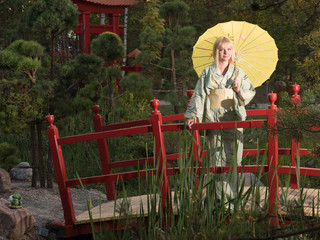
[74,187,320,225]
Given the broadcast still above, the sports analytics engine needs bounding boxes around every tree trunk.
[30,123,37,188]
[108,76,115,108]
[47,146,53,188]
[170,48,177,92]
[50,34,55,81]
[37,122,46,188]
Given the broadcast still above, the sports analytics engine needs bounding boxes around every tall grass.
[77,130,282,239]
[74,126,320,239]
[3,109,320,238]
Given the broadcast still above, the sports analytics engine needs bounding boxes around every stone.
[0,198,36,239]
[16,162,30,168]
[274,80,287,92]
[9,162,32,181]
[0,169,10,193]
[241,173,264,187]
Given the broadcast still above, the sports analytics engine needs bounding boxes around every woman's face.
[218,43,233,63]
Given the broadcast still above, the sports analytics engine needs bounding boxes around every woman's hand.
[186,118,195,129]
[233,78,245,101]
[232,78,240,93]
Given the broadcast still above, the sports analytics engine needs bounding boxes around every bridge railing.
[46,83,315,236]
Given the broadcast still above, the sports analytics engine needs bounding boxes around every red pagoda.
[72,0,138,54]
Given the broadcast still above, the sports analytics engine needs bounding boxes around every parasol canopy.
[192,21,278,88]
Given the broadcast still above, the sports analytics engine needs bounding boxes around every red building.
[72,0,138,54]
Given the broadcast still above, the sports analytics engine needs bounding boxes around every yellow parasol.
[192,21,278,88]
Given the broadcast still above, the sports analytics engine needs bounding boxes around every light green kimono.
[185,62,256,202]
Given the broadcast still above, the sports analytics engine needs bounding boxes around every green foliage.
[0,79,45,132]
[103,91,154,165]
[0,50,20,72]
[52,53,108,116]
[53,81,101,117]
[121,72,152,93]
[106,65,122,80]
[0,40,47,132]
[159,0,190,27]
[295,29,320,86]
[141,0,165,35]
[137,0,197,113]
[107,92,151,124]
[0,40,45,84]
[136,27,163,63]
[26,0,78,38]
[90,32,125,110]
[61,54,107,86]
[91,32,125,65]
[0,142,21,168]
[163,92,189,113]
[26,0,79,81]
[0,0,33,47]
[137,0,165,62]
[275,87,320,147]
[7,39,45,57]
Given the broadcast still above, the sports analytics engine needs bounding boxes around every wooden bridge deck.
[74,186,320,225]
[75,193,163,225]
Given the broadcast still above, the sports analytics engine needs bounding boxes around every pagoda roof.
[127,49,141,59]
[81,0,138,6]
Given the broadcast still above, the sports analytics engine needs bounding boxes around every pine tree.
[27,0,78,80]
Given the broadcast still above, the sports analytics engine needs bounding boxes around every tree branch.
[23,70,36,84]
[149,62,172,71]
[251,0,289,10]
[64,80,79,93]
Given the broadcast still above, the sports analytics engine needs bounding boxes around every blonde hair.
[213,37,235,68]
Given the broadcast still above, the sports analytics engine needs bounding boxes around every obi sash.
[208,89,234,109]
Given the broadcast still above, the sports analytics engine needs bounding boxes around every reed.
[75,127,320,239]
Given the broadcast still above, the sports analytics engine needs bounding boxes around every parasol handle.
[233,61,240,90]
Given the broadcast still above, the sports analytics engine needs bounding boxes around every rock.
[241,173,264,187]
[0,169,10,193]
[9,162,32,181]
[0,198,36,240]
[16,162,30,168]
[274,80,287,92]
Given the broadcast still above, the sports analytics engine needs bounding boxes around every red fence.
[46,84,315,237]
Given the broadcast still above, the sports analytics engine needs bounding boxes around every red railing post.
[267,92,279,226]
[290,83,301,189]
[186,89,193,107]
[92,105,116,200]
[187,90,202,182]
[150,98,170,226]
[46,114,76,237]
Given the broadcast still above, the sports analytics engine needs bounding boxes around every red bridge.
[46,84,319,238]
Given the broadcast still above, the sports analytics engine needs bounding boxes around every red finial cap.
[291,83,301,104]
[292,83,300,95]
[268,91,277,108]
[92,104,100,115]
[46,114,54,126]
[150,97,160,114]
[187,89,194,99]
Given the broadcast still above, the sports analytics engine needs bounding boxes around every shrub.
[0,142,21,169]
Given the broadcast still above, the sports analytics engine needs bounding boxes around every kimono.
[185,62,256,202]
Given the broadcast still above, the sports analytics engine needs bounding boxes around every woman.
[185,36,256,203]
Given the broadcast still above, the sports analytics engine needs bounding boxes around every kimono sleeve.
[238,69,256,106]
[184,71,207,122]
